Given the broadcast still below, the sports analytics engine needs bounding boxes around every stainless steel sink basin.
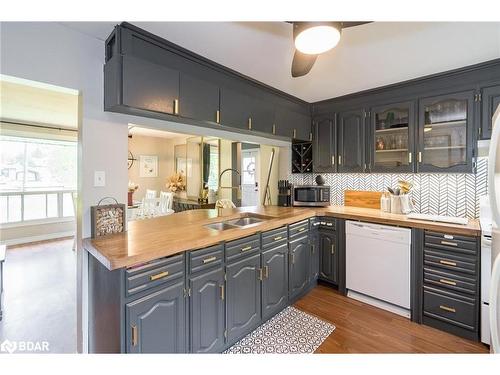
[204,222,237,231]
[204,212,273,231]
[225,217,263,227]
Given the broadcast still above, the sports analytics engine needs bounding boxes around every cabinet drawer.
[262,227,288,250]
[423,287,476,330]
[424,231,477,256]
[189,245,223,274]
[289,220,309,238]
[423,267,477,295]
[423,249,476,276]
[317,217,336,230]
[225,234,260,262]
[126,254,184,296]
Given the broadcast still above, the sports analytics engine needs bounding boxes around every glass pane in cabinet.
[423,99,467,168]
[374,106,410,168]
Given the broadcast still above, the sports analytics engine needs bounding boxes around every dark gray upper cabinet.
[480,84,500,139]
[249,96,275,134]
[417,90,475,173]
[226,253,262,343]
[261,243,288,321]
[220,87,252,129]
[337,109,366,173]
[318,232,338,284]
[122,56,179,115]
[288,235,310,300]
[369,100,416,173]
[126,280,186,353]
[313,117,336,173]
[189,266,225,353]
[179,73,220,123]
[276,106,312,141]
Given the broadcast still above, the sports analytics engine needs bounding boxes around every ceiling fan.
[290,22,371,77]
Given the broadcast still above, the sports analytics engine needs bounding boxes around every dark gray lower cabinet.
[288,235,310,300]
[480,84,500,139]
[318,232,338,284]
[126,280,186,353]
[262,243,288,321]
[310,225,320,281]
[189,266,225,353]
[226,253,262,343]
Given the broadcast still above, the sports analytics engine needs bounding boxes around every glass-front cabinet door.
[369,101,415,172]
[417,91,475,173]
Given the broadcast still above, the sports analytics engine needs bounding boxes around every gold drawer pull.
[241,246,252,252]
[439,305,456,313]
[150,271,169,281]
[331,244,335,255]
[274,236,283,241]
[326,223,333,226]
[131,325,138,346]
[439,279,457,286]
[298,227,306,232]
[258,268,263,281]
[202,256,217,264]
[441,240,458,247]
[220,284,225,300]
[439,260,457,267]
[264,265,269,278]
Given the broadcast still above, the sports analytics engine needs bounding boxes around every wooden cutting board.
[344,190,383,209]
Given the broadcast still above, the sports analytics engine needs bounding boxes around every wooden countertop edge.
[83,206,480,271]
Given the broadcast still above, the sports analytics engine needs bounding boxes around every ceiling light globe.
[294,25,341,55]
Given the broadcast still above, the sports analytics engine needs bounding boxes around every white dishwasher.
[346,220,411,318]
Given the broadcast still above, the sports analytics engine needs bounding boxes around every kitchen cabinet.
[291,141,313,174]
[288,235,310,300]
[125,280,186,353]
[480,84,500,139]
[219,87,252,130]
[249,96,275,134]
[313,117,336,173]
[261,243,289,321]
[309,219,320,282]
[189,266,225,353]
[417,90,475,173]
[226,253,262,344]
[122,55,179,115]
[179,72,220,123]
[275,105,311,141]
[369,101,416,173]
[318,232,338,284]
[337,109,366,173]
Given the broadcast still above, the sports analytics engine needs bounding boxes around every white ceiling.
[61,22,500,102]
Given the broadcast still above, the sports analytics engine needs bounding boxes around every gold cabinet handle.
[150,271,169,281]
[298,227,306,232]
[274,236,283,241]
[264,265,269,279]
[439,305,456,313]
[248,117,252,130]
[338,155,342,165]
[291,253,295,264]
[311,244,315,254]
[408,152,412,163]
[439,278,457,286]
[331,155,335,165]
[220,284,225,300]
[331,244,335,255]
[174,99,179,115]
[131,325,138,346]
[326,222,333,226]
[418,151,422,163]
[441,240,458,247]
[272,124,276,135]
[202,256,217,264]
[216,110,220,124]
[258,268,263,281]
[293,129,297,138]
[309,132,313,141]
[241,246,252,252]
[439,260,457,267]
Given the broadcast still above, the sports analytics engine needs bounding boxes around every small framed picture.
[139,155,158,177]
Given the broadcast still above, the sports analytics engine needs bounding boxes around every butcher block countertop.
[83,205,481,271]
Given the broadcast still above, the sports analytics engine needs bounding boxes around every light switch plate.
[94,171,105,187]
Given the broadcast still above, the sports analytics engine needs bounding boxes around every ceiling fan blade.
[340,21,372,29]
[291,50,318,78]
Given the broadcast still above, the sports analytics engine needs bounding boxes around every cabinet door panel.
[276,107,311,141]
[319,232,337,283]
[189,267,225,353]
[226,253,261,343]
[122,56,179,115]
[313,118,336,173]
[289,236,310,299]
[179,73,220,123]
[220,87,252,129]
[418,90,475,173]
[126,281,186,353]
[250,96,275,134]
[262,243,288,321]
[481,84,500,139]
[310,230,320,281]
[338,109,365,172]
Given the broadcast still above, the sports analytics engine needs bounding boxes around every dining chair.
[141,197,159,218]
[159,191,174,215]
[145,189,157,199]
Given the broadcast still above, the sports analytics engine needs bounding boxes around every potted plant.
[166,172,186,198]
[127,181,139,206]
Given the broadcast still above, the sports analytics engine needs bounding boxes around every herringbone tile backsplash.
[289,157,488,219]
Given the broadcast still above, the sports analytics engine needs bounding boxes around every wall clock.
[128,150,137,170]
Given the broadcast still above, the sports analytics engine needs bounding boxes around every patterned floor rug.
[224,306,335,354]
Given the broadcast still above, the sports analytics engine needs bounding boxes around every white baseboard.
[0,230,75,246]
[347,290,411,318]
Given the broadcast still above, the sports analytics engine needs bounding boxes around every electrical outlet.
[94,171,105,187]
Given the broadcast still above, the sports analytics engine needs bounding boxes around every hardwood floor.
[294,284,489,354]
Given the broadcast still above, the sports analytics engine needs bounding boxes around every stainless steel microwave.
[292,185,330,207]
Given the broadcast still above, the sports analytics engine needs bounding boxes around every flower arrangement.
[166,172,186,193]
[128,181,139,193]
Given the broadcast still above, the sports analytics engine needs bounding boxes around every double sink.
[204,213,274,231]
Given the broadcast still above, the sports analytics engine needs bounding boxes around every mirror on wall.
[185,136,220,200]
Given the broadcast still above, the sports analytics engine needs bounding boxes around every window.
[0,135,77,224]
